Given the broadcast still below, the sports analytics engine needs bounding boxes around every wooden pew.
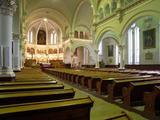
[0,80,57,86]
[144,85,160,116]
[0,89,75,105]
[107,76,159,100]
[105,112,131,120]
[0,84,64,92]
[80,76,92,88]
[75,75,84,85]
[88,77,101,91]
[123,80,160,106]
[97,75,152,95]
[0,97,93,120]
[15,78,55,82]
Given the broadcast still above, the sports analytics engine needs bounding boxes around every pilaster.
[94,49,100,68]
[119,45,125,69]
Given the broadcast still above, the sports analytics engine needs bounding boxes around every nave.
[0,67,151,120]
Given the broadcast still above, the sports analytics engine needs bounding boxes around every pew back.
[0,97,93,120]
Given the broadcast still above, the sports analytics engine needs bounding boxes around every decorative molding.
[95,0,150,26]
[0,0,16,15]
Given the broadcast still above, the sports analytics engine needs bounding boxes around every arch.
[75,24,90,33]
[73,46,91,65]
[72,0,87,31]
[72,44,92,56]
[72,0,92,32]
[25,8,71,36]
[26,18,62,45]
[95,27,120,48]
[121,10,160,37]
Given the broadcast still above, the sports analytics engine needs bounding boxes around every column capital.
[0,0,17,16]
[13,33,19,40]
[119,44,125,49]
[94,49,99,54]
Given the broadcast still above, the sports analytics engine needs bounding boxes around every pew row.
[107,76,160,101]
[123,80,160,106]
[0,89,75,105]
[144,85,160,116]
[0,97,93,120]
[97,75,152,95]
[43,68,145,95]
[0,84,64,92]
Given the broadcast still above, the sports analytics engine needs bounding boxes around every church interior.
[0,0,160,120]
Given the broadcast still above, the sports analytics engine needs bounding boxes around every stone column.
[94,49,100,68]
[13,33,21,71]
[119,45,125,69]
[0,0,17,81]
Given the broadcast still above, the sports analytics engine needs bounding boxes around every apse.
[25,18,63,64]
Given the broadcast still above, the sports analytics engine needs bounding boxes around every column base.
[118,67,125,71]
[0,70,15,82]
[13,68,21,72]
[95,66,100,69]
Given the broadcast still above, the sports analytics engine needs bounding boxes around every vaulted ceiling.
[22,0,93,35]
[24,0,83,22]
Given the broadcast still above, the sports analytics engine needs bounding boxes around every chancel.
[0,0,160,120]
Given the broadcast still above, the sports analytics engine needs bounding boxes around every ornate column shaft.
[0,0,17,81]
[13,33,21,71]
[94,49,100,68]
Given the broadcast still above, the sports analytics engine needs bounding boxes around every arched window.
[111,0,117,13]
[128,23,140,64]
[37,30,46,45]
[105,4,110,16]
[80,31,83,39]
[50,33,54,45]
[74,31,78,38]
[50,32,57,45]
[99,8,104,20]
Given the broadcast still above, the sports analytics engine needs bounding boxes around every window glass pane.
[134,27,140,64]
[128,29,133,64]
[30,31,33,43]
[51,33,53,44]
[54,33,57,44]
[98,41,102,55]
[127,24,140,65]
